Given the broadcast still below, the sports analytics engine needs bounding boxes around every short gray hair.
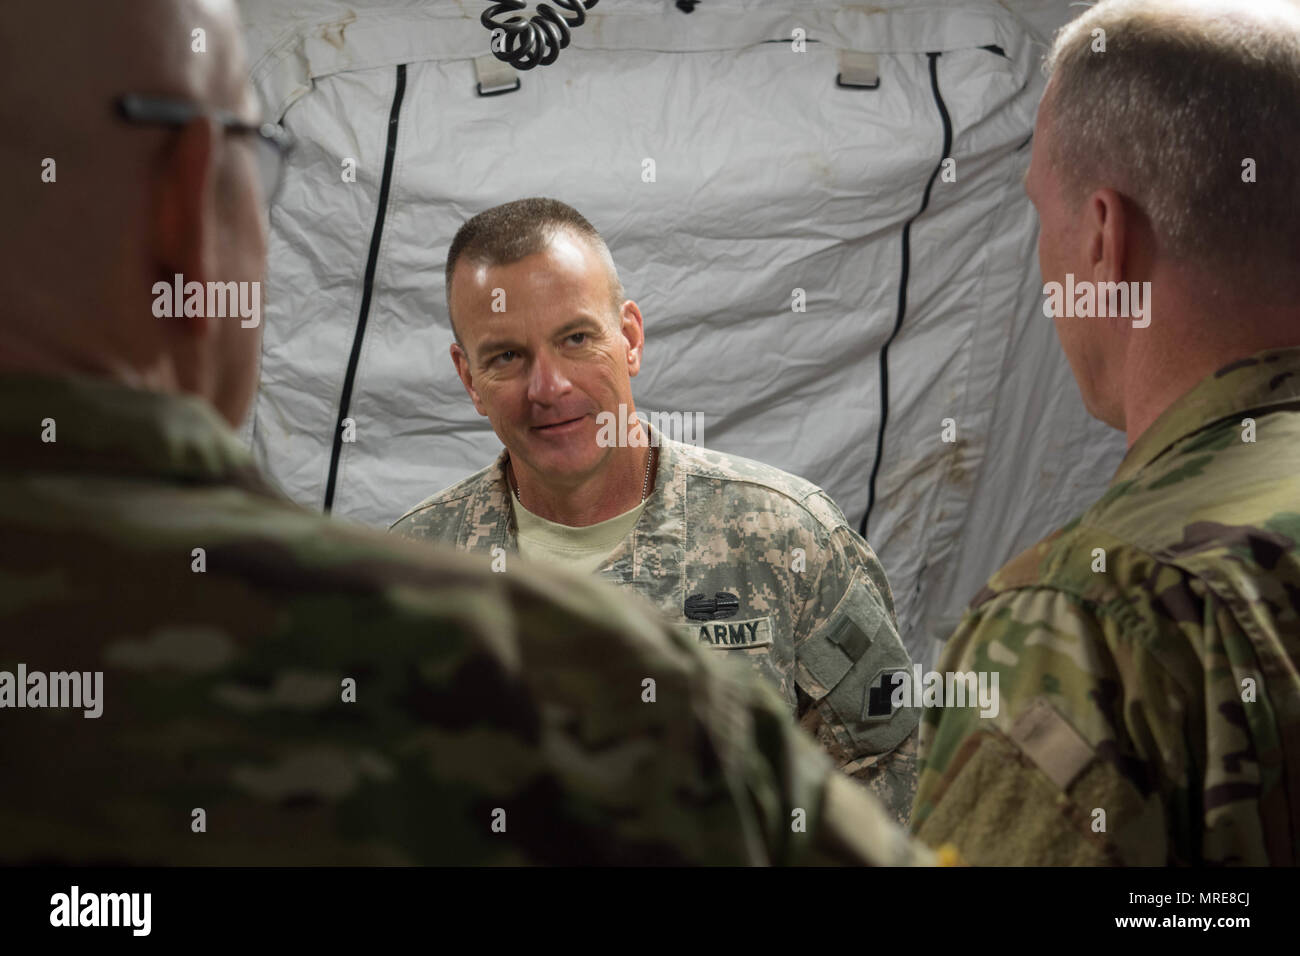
[1044,0,1300,299]
[444,197,625,342]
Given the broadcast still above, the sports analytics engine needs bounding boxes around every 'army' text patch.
[677,617,774,650]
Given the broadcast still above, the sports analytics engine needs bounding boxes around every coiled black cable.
[481,1,601,70]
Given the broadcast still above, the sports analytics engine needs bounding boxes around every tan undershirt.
[512,494,646,576]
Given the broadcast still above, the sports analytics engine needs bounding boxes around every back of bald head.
[0,0,251,328]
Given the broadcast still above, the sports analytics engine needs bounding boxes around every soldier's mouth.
[531,416,585,433]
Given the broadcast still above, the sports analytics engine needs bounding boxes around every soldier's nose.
[526,353,571,404]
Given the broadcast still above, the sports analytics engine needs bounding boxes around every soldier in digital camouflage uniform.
[913,0,1300,865]
[0,0,933,866]
[392,199,919,825]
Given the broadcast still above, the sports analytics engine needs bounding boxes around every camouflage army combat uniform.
[392,431,921,824]
[913,348,1300,865]
[0,372,933,866]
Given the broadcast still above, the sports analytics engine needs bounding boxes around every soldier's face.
[449,232,643,485]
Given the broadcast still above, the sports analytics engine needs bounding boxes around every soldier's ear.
[619,301,644,378]
[1084,187,1131,288]
[450,343,488,416]
[153,116,221,338]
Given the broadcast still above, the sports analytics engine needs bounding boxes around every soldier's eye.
[567,332,587,345]
[494,350,517,365]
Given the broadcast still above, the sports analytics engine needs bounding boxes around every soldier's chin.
[522,427,601,474]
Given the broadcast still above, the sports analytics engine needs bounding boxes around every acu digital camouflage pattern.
[0,372,934,866]
[392,430,921,825]
[914,348,1300,865]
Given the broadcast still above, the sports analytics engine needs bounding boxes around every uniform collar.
[472,425,691,573]
[0,372,271,491]
[1113,346,1300,484]
[604,428,687,584]
[460,447,515,550]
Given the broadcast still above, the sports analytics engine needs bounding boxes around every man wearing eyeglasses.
[0,3,286,425]
[118,93,291,332]
[0,0,931,866]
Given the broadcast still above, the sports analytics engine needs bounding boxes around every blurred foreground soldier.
[0,0,931,866]
[392,199,920,824]
[913,0,1300,865]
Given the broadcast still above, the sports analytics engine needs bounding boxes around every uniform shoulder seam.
[670,440,826,509]
[390,463,495,527]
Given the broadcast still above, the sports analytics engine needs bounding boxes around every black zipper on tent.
[859,51,952,538]
[323,64,408,513]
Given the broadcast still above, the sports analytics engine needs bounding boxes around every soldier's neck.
[511,440,655,528]
[1119,301,1300,449]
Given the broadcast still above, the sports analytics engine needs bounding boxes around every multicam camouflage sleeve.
[910,583,1165,865]
[911,526,1289,866]
[791,493,921,827]
[913,348,1300,867]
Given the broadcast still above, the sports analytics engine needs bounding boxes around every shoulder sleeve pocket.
[795,566,918,755]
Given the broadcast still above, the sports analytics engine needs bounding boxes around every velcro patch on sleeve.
[1007,697,1095,791]
[914,728,1118,866]
[797,568,889,694]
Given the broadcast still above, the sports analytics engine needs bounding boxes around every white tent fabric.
[238,0,1124,669]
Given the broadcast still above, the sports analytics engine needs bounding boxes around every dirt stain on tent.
[320,10,357,51]
[947,437,970,488]
[800,152,833,186]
